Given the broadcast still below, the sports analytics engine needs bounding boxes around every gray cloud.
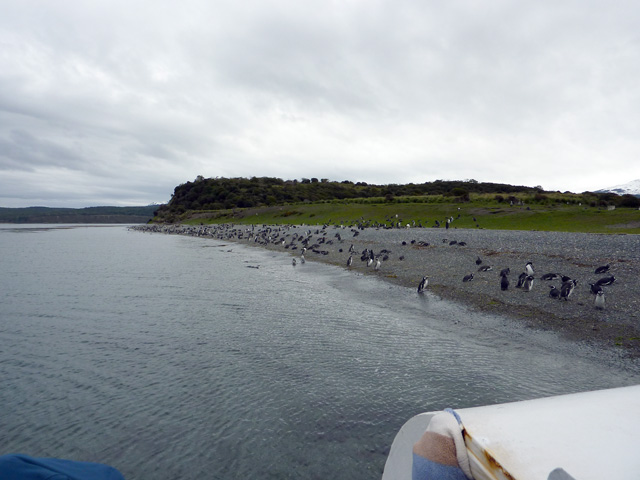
[1,0,639,207]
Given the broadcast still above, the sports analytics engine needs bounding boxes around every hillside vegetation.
[153,177,640,234]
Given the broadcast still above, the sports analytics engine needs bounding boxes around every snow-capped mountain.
[596,179,640,197]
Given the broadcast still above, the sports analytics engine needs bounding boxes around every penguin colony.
[133,221,623,316]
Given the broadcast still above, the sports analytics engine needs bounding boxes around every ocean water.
[1,224,638,479]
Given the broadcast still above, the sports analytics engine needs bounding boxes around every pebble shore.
[133,224,640,357]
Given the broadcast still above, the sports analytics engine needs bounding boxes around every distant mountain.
[596,179,640,197]
[0,205,159,224]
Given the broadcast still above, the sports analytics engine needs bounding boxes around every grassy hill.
[152,177,640,234]
[177,198,640,234]
[154,177,640,233]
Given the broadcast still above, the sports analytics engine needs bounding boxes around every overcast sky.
[1,0,639,207]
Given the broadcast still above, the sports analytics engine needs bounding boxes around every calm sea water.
[1,224,638,479]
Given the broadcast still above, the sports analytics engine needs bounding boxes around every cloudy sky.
[1,0,639,207]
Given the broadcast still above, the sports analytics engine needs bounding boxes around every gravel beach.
[135,224,640,357]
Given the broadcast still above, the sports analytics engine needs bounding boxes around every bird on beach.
[549,285,560,298]
[525,262,534,276]
[418,276,429,293]
[541,273,561,281]
[476,256,482,265]
[589,283,603,295]
[292,258,297,266]
[374,258,381,271]
[523,275,534,291]
[515,272,527,288]
[478,265,492,272]
[594,290,605,309]
[595,276,615,286]
[560,279,578,300]
[463,273,474,282]
[300,254,305,264]
[500,272,509,291]
[594,264,610,274]
[347,255,353,268]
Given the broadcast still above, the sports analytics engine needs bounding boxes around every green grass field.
[176,196,640,234]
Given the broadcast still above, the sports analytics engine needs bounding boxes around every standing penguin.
[347,255,353,268]
[525,262,534,276]
[515,272,527,288]
[418,276,429,293]
[500,272,509,291]
[374,258,381,271]
[560,279,577,301]
[594,290,605,309]
[549,285,560,298]
[523,275,534,291]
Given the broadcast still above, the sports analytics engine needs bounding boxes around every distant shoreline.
[0,216,151,224]
[133,224,640,359]
[0,205,156,224]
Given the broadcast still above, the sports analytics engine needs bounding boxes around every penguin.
[292,258,297,266]
[595,276,615,286]
[300,254,306,264]
[367,257,373,267]
[347,255,353,268]
[462,273,474,282]
[515,272,527,288]
[549,285,560,298]
[374,258,381,271]
[475,256,482,265]
[477,265,493,272]
[541,273,561,281]
[589,283,603,295]
[560,279,577,301]
[500,272,509,291]
[525,262,534,276]
[523,275,534,291]
[594,290,605,309]
[594,264,610,274]
[417,276,429,293]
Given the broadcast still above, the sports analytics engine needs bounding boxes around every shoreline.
[133,224,640,358]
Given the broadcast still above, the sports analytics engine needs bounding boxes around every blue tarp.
[0,454,125,480]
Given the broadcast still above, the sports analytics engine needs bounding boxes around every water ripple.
[0,225,638,479]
